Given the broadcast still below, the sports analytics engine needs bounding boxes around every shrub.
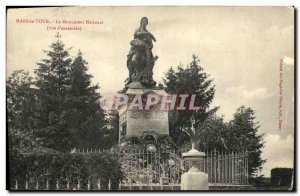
[9,150,123,190]
[271,168,293,187]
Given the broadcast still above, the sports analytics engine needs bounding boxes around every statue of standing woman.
[126,17,158,88]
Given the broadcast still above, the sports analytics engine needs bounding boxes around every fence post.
[235,152,238,184]
[25,180,28,190]
[245,150,249,184]
[46,179,49,190]
[239,151,241,184]
[203,150,206,173]
[35,180,39,190]
[77,179,80,190]
[139,182,142,190]
[108,179,111,190]
[66,179,70,190]
[56,180,59,190]
[244,150,247,184]
[88,179,90,190]
[223,152,226,184]
[205,150,207,174]
[224,151,227,184]
[97,179,101,190]
[220,151,223,185]
[217,150,220,184]
[231,151,234,184]
[237,152,240,184]
[214,148,217,185]
[243,151,246,184]
[15,180,18,190]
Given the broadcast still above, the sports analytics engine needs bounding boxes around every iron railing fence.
[75,148,249,185]
[10,148,248,190]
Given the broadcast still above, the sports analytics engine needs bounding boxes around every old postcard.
[6,6,295,191]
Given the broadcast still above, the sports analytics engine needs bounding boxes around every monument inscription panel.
[126,107,169,137]
[118,88,170,141]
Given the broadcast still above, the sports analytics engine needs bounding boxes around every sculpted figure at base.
[126,17,158,88]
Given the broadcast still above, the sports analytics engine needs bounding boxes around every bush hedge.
[9,149,123,190]
[271,168,293,187]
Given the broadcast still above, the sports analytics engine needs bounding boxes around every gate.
[120,149,182,185]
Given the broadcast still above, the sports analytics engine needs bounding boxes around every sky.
[7,6,294,177]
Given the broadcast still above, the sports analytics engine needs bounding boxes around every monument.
[118,17,171,142]
[118,17,209,190]
[125,16,158,89]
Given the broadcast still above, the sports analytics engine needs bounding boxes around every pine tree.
[163,55,217,146]
[104,111,119,147]
[227,106,265,176]
[66,51,108,149]
[34,33,73,151]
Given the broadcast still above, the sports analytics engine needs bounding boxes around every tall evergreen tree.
[34,33,73,151]
[102,111,119,148]
[163,55,217,146]
[66,51,108,149]
[227,106,265,176]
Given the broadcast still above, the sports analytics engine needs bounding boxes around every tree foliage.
[7,70,36,132]
[8,34,113,153]
[8,34,121,187]
[32,35,111,151]
[34,35,73,151]
[227,106,265,176]
[7,70,42,153]
[162,56,265,177]
[163,55,217,146]
[65,51,107,149]
[196,114,229,151]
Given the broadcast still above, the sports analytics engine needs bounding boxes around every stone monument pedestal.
[118,86,171,142]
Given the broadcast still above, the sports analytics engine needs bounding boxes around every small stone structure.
[181,148,209,190]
